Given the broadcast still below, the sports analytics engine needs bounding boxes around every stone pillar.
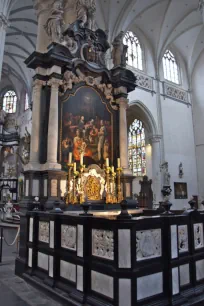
[46,78,62,170]
[27,79,45,169]
[151,136,162,205]
[0,14,9,81]
[33,0,51,53]
[117,97,132,175]
[155,77,165,162]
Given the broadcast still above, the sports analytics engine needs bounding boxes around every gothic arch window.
[123,31,143,70]
[25,93,29,111]
[3,90,17,113]
[162,50,179,84]
[128,119,146,176]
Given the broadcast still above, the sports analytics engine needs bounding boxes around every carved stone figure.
[179,162,184,178]
[161,162,171,186]
[76,0,96,31]
[0,105,7,133]
[112,31,128,68]
[44,0,65,43]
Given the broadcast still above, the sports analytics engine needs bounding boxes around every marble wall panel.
[49,256,54,278]
[28,248,32,268]
[77,265,83,292]
[137,272,163,301]
[118,229,131,268]
[92,229,114,260]
[61,225,76,250]
[136,229,161,261]
[49,221,54,249]
[178,225,188,253]
[194,223,204,250]
[60,260,76,283]
[32,179,39,197]
[179,264,190,286]
[38,222,49,243]
[29,217,33,242]
[196,259,204,281]
[37,252,48,271]
[171,225,178,259]
[91,271,114,299]
[172,267,179,295]
[77,225,83,257]
[119,279,131,306]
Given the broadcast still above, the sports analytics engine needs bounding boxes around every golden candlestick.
[117,167,123,203]
[79,165,85,204]
[65,163,74,205]
[72,169,79,204]
[106,166,112,204]
[111,169,117,204]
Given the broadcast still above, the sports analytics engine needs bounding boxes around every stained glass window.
[123,31,143,70]
[128,119,146,176]
[3,90,17,113]
[162,50,179,84]
[25,93,29,111]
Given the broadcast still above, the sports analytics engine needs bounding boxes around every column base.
[42,162,62,171]
[24,162,42,171]
[122,168,133,176]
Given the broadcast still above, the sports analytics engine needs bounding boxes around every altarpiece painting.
[59,86,117,171]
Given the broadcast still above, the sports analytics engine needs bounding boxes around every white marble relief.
[178,225,188,253]
[135,72,153,90]
[194,223,204,249]
[137,272,163,301]
[91,270,114,299]
[61,225,77,250]
[92,229,114,260]
[38,222,49,243]
[136,229,161,261]
[165,84,188,103]
[60,260,76,283]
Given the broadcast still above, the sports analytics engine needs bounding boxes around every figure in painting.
[76,0,96,31]
[44,0,64,43]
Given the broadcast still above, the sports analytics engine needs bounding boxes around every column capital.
[33,79,46,89]
[116,97,128,109]
[47,78,63,90]
[149,135,162,144]
[0,13,10,29]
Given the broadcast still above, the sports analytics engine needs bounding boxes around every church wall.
[192,51,204,203]
[161,98,198,209]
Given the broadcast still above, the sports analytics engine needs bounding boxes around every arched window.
[3,90,17,113]
[162,50,179,84]
[25,93,29,111]
[123,31,143,70]
[128,119,146,176]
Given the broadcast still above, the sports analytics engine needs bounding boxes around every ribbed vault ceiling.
[2,0,204,91]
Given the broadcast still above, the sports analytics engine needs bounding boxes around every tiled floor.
[0,226,62,306]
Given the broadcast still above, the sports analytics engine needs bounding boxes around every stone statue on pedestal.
[76,0,96,31]
[112,31,128,68]
[0,105,7,133]
[44,0,65,43]
[160,162,171,186]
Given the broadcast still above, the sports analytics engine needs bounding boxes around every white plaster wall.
[161,97,198,209]
[192,51,204,203]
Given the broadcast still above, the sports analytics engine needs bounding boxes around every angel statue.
[76,0,96,31]
[112,31,127,68]
[44,0,65,43]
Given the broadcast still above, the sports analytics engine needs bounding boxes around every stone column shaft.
[117,97,132,175]
[29,80,45,166]
[0,14,9,81]
[46,78,62,169]
[151,136,162,204]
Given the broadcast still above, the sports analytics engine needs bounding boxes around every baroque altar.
[21,0,136,210]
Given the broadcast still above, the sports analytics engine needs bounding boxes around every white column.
[117,97,132,175]
[33,0,52,53]
[151,136,162,205]
[46,78,62,170]
[26,79,45,170]
[155,77,165,162]
[0,14,9,81]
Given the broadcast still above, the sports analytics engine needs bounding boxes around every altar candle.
[117,158,121,168]
[106,158,109,167]
[112,166,114,173]
[69,152,72,164]
[73,162,76,172]
[80,154,83,166]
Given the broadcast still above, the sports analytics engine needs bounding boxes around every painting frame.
[58,84,119,171]
[174,182,188,199]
